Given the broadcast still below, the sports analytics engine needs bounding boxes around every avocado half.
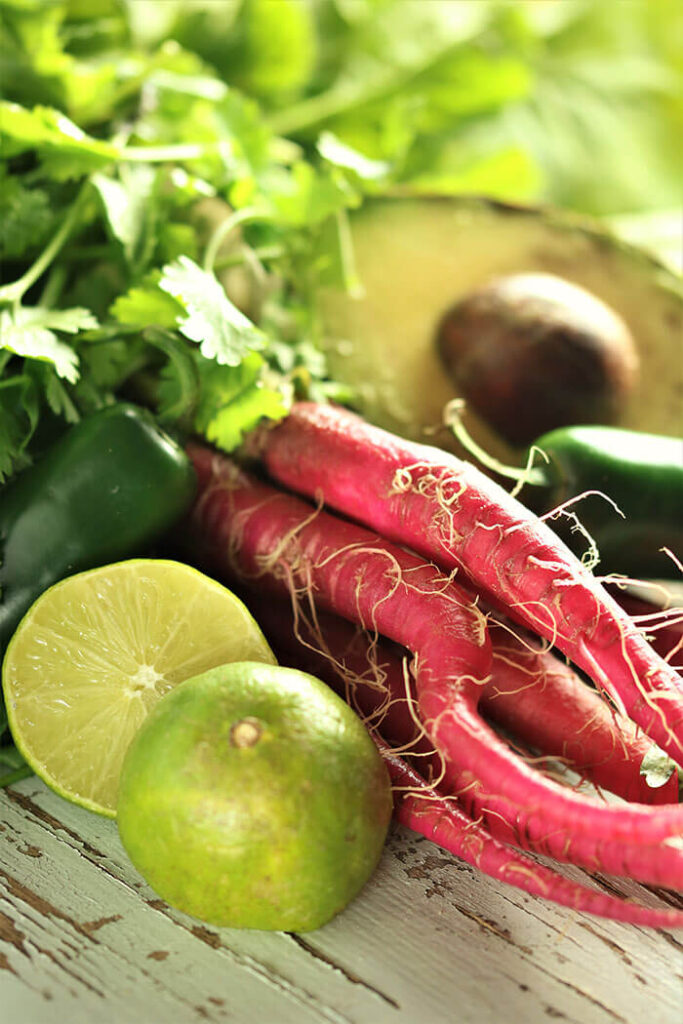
[317,196,682,459]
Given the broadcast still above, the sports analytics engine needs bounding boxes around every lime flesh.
[117,661,393,932]
[2,559,276,816]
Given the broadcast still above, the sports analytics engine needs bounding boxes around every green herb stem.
[38,264,68,309]
[0,186,88,305]
[203,206,272,275]
[335,209,364,300]
[213,244,286,271]
[58,244,115,262]
[122,143,218,163]
[444,399,549,496]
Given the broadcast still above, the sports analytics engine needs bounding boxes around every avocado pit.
[436,272,640,446]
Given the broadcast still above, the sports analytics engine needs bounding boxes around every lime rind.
[117,661,393,931]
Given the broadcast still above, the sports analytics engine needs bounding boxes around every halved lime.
[1,559,276,817]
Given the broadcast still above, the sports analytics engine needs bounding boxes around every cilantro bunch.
[1,0,681,486]
[0,2,369,482]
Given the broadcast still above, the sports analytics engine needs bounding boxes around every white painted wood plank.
[306,827,683,1024]
[2,777,682,1024]
[0,780,401,1024]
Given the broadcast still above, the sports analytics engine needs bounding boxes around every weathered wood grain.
[1,777,682,1024]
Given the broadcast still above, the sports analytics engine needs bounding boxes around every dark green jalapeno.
[0,403,196,660]
[520,425,683,578]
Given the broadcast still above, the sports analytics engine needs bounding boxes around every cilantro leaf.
[215,0,315,104]
[0,176,53,258]
[263,161,359,227]
[92,166,158,264]
[110,273,185,329]
[206,377,288,451]
[317,131,391,183]
[0,101,119,178]
[0,306,97,382]
[39,366,80,422]
[77,334,149,395]
[145,328,200,424]
[193,352,288,451]
[192,350,263,433]
[0,373,39,484]
[158,256,265,365]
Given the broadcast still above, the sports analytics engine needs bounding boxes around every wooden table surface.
[2,771,682,1024]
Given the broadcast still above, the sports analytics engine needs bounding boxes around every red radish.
[612,589,683,667]
[185,446,683,882]
[383,744,683,929]
[482,620,679,805]
[249,593,678,806]
[252,402,683,765]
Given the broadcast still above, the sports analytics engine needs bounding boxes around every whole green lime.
[116,661,393,932]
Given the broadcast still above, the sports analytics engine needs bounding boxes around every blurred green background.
[2,0,682,217]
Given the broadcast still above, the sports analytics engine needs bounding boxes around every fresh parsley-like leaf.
[192,350,264,433]
[78,335,148,394]
[317,131,391,182]
[144,328,200,424]
[0,176,53,258]
[159,255,265,365]
[216,0,315,104]
[0,306,97,383]
[264,161,358,227]
[92,166,158,263]
[40,366,80,422]
[0,101,119,177]
[110,273,185,329]
[156,222,199,264]
[193,352,288,451]
[206,376,288,451]
[0,373,39,484]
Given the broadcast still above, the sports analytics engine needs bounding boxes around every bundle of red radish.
[183,402,683,928]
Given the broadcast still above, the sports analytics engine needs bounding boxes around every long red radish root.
[383,746,683,930]
[252,402,683,765]
[185,445,683,889]
[482,621,679,805]
[249,593,678,806]
[198,576,683,926]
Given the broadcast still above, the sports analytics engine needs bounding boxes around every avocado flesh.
[318,197,682,461]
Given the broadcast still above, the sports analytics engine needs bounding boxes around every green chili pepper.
[521,426,683,578]
[447,406,682,578]
[0,403,197,660]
